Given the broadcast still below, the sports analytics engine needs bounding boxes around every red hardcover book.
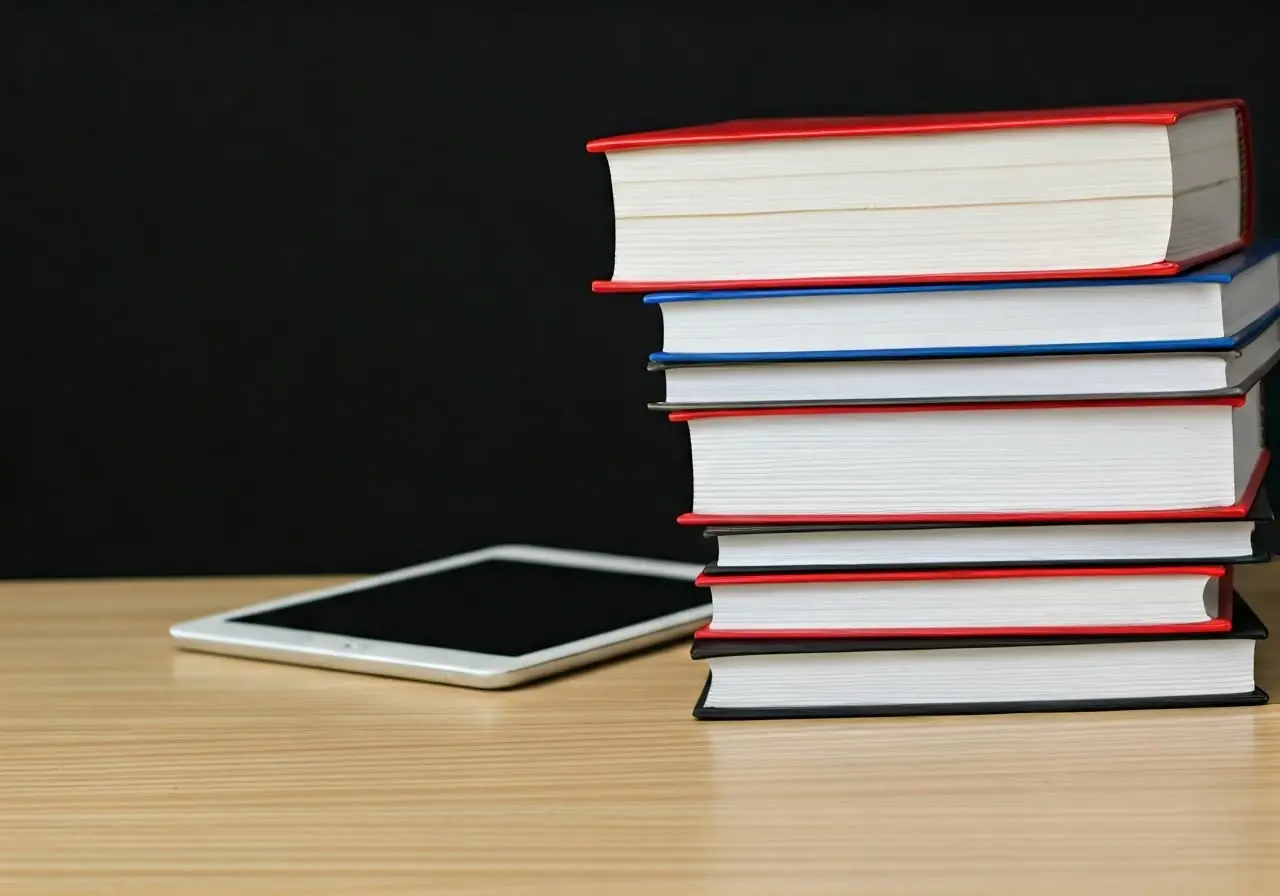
[671,394,1270,525]
[693,565,1235,640]
[589,100,1253,293]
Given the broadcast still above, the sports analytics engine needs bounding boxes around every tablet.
[170,544,708,689]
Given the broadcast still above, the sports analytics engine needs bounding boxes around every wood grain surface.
[2,567,1280,894]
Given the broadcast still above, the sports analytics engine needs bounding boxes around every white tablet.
[170,544,708,689]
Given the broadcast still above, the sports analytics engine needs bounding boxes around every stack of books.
[589,100,1275,720]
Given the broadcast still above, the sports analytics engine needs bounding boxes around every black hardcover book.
[691,592,1269,720]
[647,343,1280,412]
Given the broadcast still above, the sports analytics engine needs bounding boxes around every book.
[704,489,1273,572]
[690,592,1268,719]
[694,564,1234,637]
[588,101,1252,292]
[675,389,1266,525]
[650,318,1280,409]
[645,244,1279,363]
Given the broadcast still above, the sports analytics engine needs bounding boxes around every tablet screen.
[231,559,706,656]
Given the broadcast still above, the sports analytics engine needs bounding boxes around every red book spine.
[1237,104,1255,245]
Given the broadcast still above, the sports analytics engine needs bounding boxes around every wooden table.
[2,569,1279,895]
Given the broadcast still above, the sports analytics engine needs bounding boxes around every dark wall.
[9,6,1280,578]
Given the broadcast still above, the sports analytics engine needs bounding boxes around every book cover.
[589,101,1247,152]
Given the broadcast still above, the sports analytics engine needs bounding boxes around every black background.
[9,6,1280,579]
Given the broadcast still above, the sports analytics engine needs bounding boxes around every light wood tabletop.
[2,568,1280,895]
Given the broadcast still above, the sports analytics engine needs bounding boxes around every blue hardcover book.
[645,242,1280,365]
